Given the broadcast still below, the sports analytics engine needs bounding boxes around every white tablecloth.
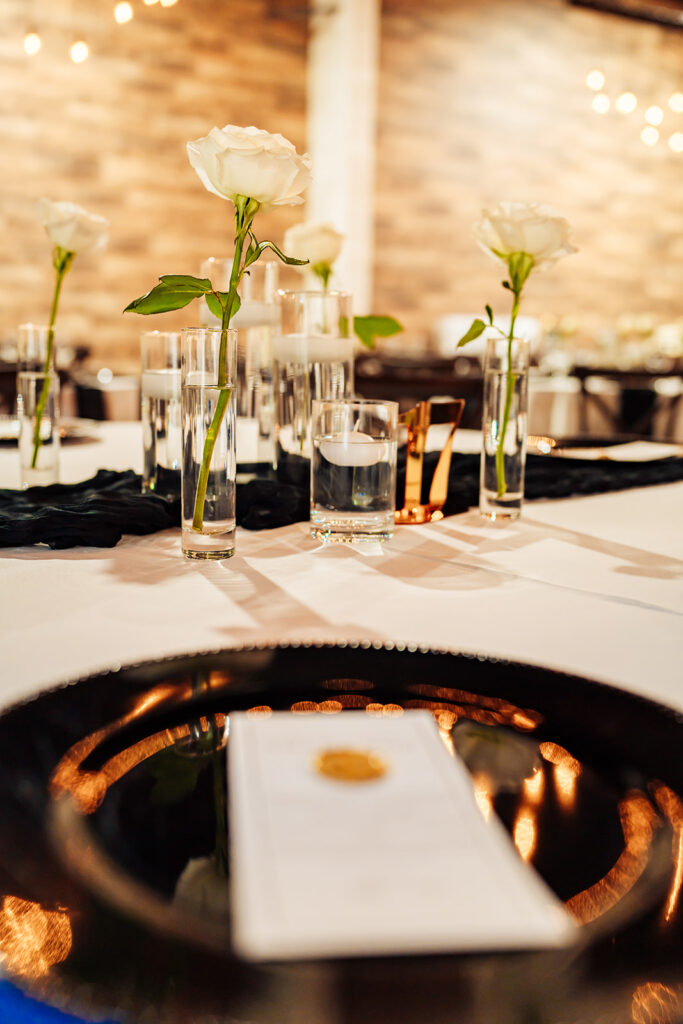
[1,423,681,715]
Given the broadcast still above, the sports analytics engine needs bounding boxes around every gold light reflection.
[566,791,659,924]
[246,705,272,717]
[669,92,683,113]
[554,762,579,811]
[472,774,493,822]
[317,700,342,715]
[364,702,403,717]
[616,91,638,114]
[70,41,89,63]
[23,32,41,55]
[641,126,659,147]
[652,783,683,924]
[669,133,683,154]
[290,701,317,714]
[0,897,72,980]
[523,768,545,806]
[586,69,605,90]
[632,982,680,1024]
[50,681,203,813]
[645,105,663,126]
[593,93,610,114]
[513,806,537,862]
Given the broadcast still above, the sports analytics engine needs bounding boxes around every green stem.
[494,292,520,498]
[190,199,258,532]
[31,255,70,468]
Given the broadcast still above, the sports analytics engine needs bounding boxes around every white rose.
[37,198,109,254]
[283,221,345,267]
[187,125,311,208]
[473,201,576,270]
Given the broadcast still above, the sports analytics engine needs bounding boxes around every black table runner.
[1,451,682,549]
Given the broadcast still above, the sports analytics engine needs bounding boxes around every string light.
[143,0,159,4]
[669,133,683,154]
[70,40,89,63]
[645,105,663,126]
[616,92,637,114]
[592,94,610,114]
[23,32,41,55]
[114,1,133,23]
[641,126,659,146]
[669,93,683,114]
[160,0,178,5]
[586,70,605,91]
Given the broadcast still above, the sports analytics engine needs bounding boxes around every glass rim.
[311,398,399,411]
[277,289,351,299]
[18,322,49,332]
[180,326,238,337]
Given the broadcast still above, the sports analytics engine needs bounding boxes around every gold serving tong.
[395,398,465,524]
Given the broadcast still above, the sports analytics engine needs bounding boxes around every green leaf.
[353,315,402,350]
[124,275,213,315]
[205,292,224,320]
[456,319,487,347]
[257,239,309,266]
[206,291,241,323]
[485,304,494,325]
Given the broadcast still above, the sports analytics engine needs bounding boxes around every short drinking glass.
[311,399,398,542]
[140,331,181,497]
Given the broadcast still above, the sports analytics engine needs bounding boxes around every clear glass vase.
[181,327,237,559]
[480,336,530,521]
[201,257,279,480]
[16,323,60,488]
[140,330,181,498]
[273,290,354,485]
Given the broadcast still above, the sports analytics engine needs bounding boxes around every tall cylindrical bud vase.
[16,323,60,488]
[181,327,237,559]
[273,290,354,485]
[479,336,530,521]
[200,257,280,479]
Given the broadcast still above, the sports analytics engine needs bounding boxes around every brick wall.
[374,0,683,345]
[0,0,307,370]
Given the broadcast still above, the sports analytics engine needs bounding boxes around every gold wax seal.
[314,748,388,783]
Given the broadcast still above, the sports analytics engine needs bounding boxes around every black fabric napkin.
[0,470,180,549]
[1,451,682,549]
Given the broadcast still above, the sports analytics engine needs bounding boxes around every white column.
[306,0,380,314]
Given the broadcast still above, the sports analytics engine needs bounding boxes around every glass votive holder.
[16,323,60,488]
[310,398,398,543]
[140,331,182,498]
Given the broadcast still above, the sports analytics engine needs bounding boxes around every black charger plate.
[0,643,681,1024]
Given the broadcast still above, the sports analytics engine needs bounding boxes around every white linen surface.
[0,424,681,715]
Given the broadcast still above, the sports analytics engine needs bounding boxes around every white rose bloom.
[473,201,576,270]
[37,199,109,254]
[283,221,345,266]
[187,125,311,208]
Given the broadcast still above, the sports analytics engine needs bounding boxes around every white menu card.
[228,711,575,961]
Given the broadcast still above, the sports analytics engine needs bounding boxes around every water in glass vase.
[181,383,236,559]
[311,433,397,541]
[480,367,528,520]
[273,335,354,462]
[141,369,181,497]
[17,370,60,487]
